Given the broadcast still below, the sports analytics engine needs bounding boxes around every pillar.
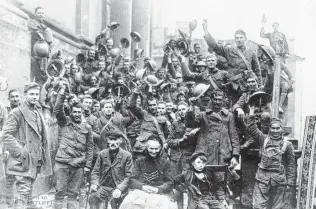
[110,0,132,52]
[101,0,111,38]
[76,0,90,37]
[131,0,151,57]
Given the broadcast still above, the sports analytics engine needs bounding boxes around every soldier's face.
[235,34,246,48]
[206,57,217,69]
[178,95,185,102]
[108,138,121,150]
[211,96,223,111]
[147,140,161,158]
[247,78,258,91]
[103,103,114,116]
[9,91,20,107]
[192,157,206,172]
[177,104,188,119]
[172,58,180,68]
[65,64,71,75]
[70,107,82,123]
[25,88,39,106]
[90,76,98,86]
[36,9,44,20]
[166,103,173,112]
[170,83,177,90]
[106,40,114,49]
[157,71,165,79]
[92,103,100,113]
[69,97,78,106]
[98,61,106,70]
[273,23,279,31]
[82,98,93,110]
[136,96,142,107]
[71,65,79,74]
[194,44,201,53]
[269,123,283,139]
[188,84,195,93]
[148,100,157,114]
[88,50,95,60]
[157,103,166,115]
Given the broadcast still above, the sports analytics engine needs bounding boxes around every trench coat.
[1,101,52,179]
[187,107,240,165]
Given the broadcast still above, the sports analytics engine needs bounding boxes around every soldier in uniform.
[167,101,198,209]
[53,84,94,209]
[129,91,166,159]
[187,89,240,201]
[246,106,295,209]
[260,15,289,60]
[28,7,53,86]
[180,54,229,92]
[202,19,262,104]
[6,89,21,113]
[2,83,52,209]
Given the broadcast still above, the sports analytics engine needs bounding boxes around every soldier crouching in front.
[89,130,133,209]
[246,105,295,209]
[53,82,94,209]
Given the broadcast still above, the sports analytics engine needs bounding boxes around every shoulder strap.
[152,116,165,143]
[208,74,219,90]
[281,140,289,154]
[262,137,269,152]
[235,48,252,71]
[100,116,113,134]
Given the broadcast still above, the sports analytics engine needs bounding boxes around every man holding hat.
[202,19,262,103]
[53,83,94,209]
[1,82,52,209]
[246,106,295,209]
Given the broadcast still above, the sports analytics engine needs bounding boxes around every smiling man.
[53,83,94,209]
[120,136,176,209]
[246,106,295,209]
[202,19,262,103]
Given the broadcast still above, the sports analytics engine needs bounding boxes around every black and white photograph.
[0,0,315,208]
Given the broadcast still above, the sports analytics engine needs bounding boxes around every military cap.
[189,152,207,163]
[24,82,40,93]
[177,101,188,107]
[177,91,186,97]
[270,117,283,127]
[195,61,207,67]
[244,71,257,80]
[106,129,123,139]
[211,89,224,98]
[235,30,247,39]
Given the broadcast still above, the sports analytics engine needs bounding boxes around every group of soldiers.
[0,6,296,209]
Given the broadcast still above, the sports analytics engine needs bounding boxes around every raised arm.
[85,125,94,170]
[53,87,68,127]
[245,107,265,145]
[129,92,145,120]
